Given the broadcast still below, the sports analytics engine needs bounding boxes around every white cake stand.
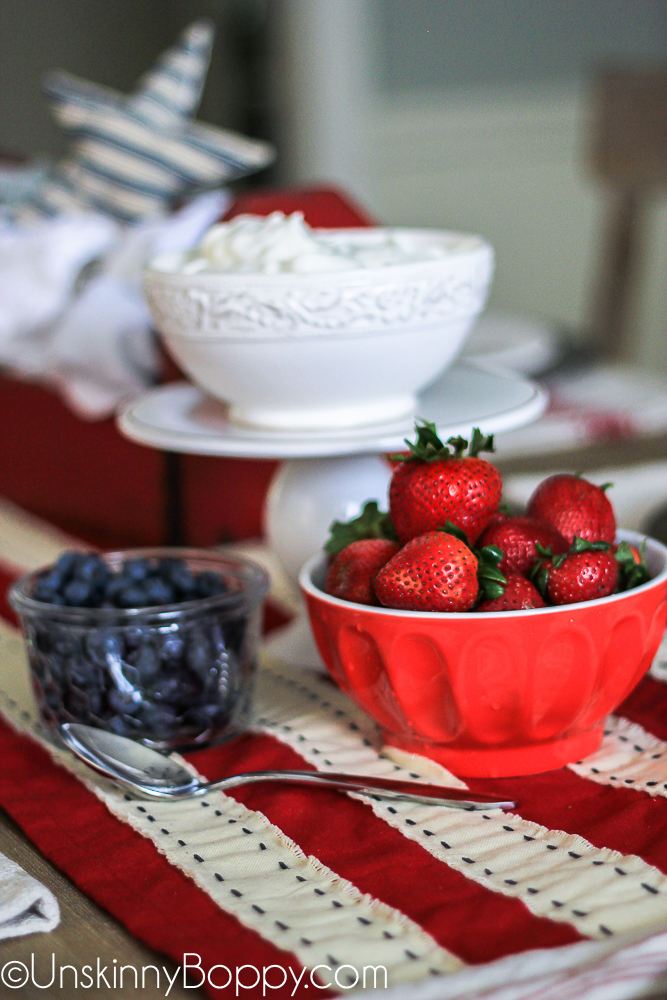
[118,361,547,666]
[119,361,546,577]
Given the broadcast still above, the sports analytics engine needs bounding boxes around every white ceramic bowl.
[144,228,494,432]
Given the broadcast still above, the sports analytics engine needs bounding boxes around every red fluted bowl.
[300,530,667,777]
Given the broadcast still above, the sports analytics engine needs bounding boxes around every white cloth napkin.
[0,851,59,940]
[0,188,229,418]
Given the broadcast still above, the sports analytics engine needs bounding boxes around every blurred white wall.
[274,0,667,372]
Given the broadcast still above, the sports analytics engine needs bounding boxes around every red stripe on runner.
[617,674,667,743]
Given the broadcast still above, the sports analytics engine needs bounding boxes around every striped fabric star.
[29,20,274,222]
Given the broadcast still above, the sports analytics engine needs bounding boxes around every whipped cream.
[177,211,474,275]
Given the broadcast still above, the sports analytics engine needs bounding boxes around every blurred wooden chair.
[589,68,667,360]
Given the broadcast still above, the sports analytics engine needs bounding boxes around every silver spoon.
[58,723,515,811]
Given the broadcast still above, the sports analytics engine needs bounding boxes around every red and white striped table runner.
[2,496,667,999]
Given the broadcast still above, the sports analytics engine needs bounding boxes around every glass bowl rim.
[9,546,270,624]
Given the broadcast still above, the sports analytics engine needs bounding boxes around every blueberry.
[172,678,201,707]
[124,627,150,650]
[139,703,178,734]
[131,644,160,684]
[75,554,109,586]
[117,585,149,608]
[143,578,175,607]
[86,689,103,716]
[169,563,196,595]
[196,571,227,598]
[86,630,123,666]
[63,579,93,607]
[183,703,230,730]
[107,716,133,737]
[108,689,140,715]
[67,659,94,688]
[32,581,59,603]
[158,634,184,663]
[41,567,66,591]
[149,676,182,704]
[65,687,90,717]
[122,558,151,582]
[185,628,211,677]
[158,557,182,577]
[54,636,78,657]
[55,551,80,579]
[103,576,125,603]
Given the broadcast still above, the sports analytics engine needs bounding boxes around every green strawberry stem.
[438,520,470,547]
[615,540,650,591]
[570,536,611,554]
[393,421,495,463]
[324,500,397,556]
[438,520,507,600]
[476,545,508,600]
[467,427,496,458]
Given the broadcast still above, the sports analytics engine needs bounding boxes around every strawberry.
[526,474,616,546]
[389,423,503,545]
[477,516,568,576]
[374,531,479,612]
[477,573,546,612]
[485,509,511,530]
[325,539,400,606]
[531,537,618,605]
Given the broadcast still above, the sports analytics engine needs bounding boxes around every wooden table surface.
[0,809,207,999]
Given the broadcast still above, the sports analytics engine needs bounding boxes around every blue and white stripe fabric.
[29,21,274,223]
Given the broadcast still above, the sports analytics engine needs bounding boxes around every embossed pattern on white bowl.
[144,228,494,431]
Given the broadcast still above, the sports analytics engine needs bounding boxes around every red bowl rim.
[299,529,667,619]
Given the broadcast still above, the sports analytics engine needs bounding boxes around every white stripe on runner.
[569,715,667,797]
[0,498,83,573]
[0,621,462,987]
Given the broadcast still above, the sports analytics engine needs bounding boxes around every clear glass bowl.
[10,548,269,751]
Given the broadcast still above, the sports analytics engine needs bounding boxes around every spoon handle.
[205,770,515,811]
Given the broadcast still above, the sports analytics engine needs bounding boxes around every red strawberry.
[547,551,618,605]
[477,573,546,612]
[374,532,478,612]
[526,474,616,545]
[325,539,399,606]
[477,516,568,575]
[485,510,511,529]
[531,538,618,605]
[389,423,503,545]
